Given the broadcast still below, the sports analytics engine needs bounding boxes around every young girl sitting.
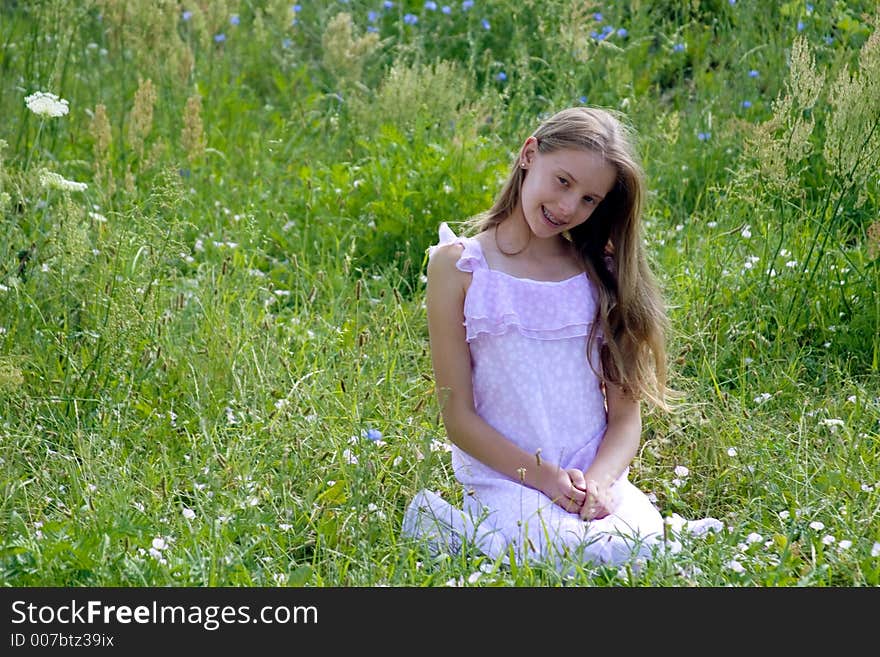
[403,106,715,569]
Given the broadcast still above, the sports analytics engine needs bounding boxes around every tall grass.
[0,0,878,586]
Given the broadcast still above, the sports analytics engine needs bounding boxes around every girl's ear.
[519,136,539,168]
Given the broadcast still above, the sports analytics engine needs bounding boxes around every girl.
[403,107,709,568]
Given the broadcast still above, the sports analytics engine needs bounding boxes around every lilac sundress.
[403,223,676,568]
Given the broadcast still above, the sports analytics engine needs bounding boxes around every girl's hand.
[579,478,615,521]
[537,466,586,515]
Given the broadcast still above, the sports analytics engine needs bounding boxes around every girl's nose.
[559,194,578,217]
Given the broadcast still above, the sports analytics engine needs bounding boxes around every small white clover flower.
[152,537,168,551]
[746,532,763,544]
[754,392,772,404]
[182,507,196,520]
[809,521,825,531]
[673,465,689,478]
[741,225,752,239]
[837,540,852,550]
[25,91,70,117]
[778,510,790,520]
[727,447,738,457]
[725,559,745,574]
[820,418,845,432]
[871,542,880,558]
[821,534,836,546]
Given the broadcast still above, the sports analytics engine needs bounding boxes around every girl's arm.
[426,243,585,512]
[579,380,642,519]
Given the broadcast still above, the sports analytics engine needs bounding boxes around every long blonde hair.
[468,107,670,408]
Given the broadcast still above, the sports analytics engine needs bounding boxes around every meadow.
[0,0,878,586]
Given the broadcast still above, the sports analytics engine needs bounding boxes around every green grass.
[0,0,878,587]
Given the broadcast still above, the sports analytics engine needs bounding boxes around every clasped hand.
[540,467,615,520]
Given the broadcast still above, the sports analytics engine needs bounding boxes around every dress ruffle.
[427,221,484,274]
[429,222,598,343]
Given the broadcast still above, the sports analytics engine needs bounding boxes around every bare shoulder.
[427,242,468,285]
[428,242,464,270]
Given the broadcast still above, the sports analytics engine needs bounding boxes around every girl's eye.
[583,196,596,205]
[557,176,569,186]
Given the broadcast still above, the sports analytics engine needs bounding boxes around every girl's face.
[517,138,617,239]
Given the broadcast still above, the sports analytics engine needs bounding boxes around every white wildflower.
[754,392,772,404]
[182,507,196,520]
[727,447,738,457]
[871,542,880,558]
[673,465,689,478]
[809,521,825,531]
[725,559,745,574]
[25,91,69,117]
[746,532,763,544]
[821,534,836,546]
[837,540,852,550]
[39,169,88,192]
[778,510,790,520]
[151,537,168,551]
[741,225,752,238]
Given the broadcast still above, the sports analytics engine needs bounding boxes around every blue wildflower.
[673,43,686,52]
[748,69,759,77]
[230,14,239,25]
[496,71,507,81]
[741,100,752,108]
[797,20,804,32]
[593,12,603,21]
[292,4,301,11]
[698,132,711,141]
[729,0,736,5]
[368,10,378,22]
[404,13,418,24]
[383,1,394,9]
[214,33,226,42]
[182,10,192,21]
[364,428,383,441]
[282,38,292,48]
[442,5,451,14]
[425,1,437,10]
[824,36,833,45]
[579,95,587,104]
[806,3,814,13]
[462,0,474,9]
[367,26,378,32]
[481,18,490,29]
[617,28,628,38]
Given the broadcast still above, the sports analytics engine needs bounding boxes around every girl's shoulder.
[427,222,486,275]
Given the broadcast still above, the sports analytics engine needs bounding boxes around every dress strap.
[427,222,486,273]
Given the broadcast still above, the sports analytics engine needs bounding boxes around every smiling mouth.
[542,206,564,226]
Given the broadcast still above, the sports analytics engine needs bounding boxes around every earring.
[520,162,527,169]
